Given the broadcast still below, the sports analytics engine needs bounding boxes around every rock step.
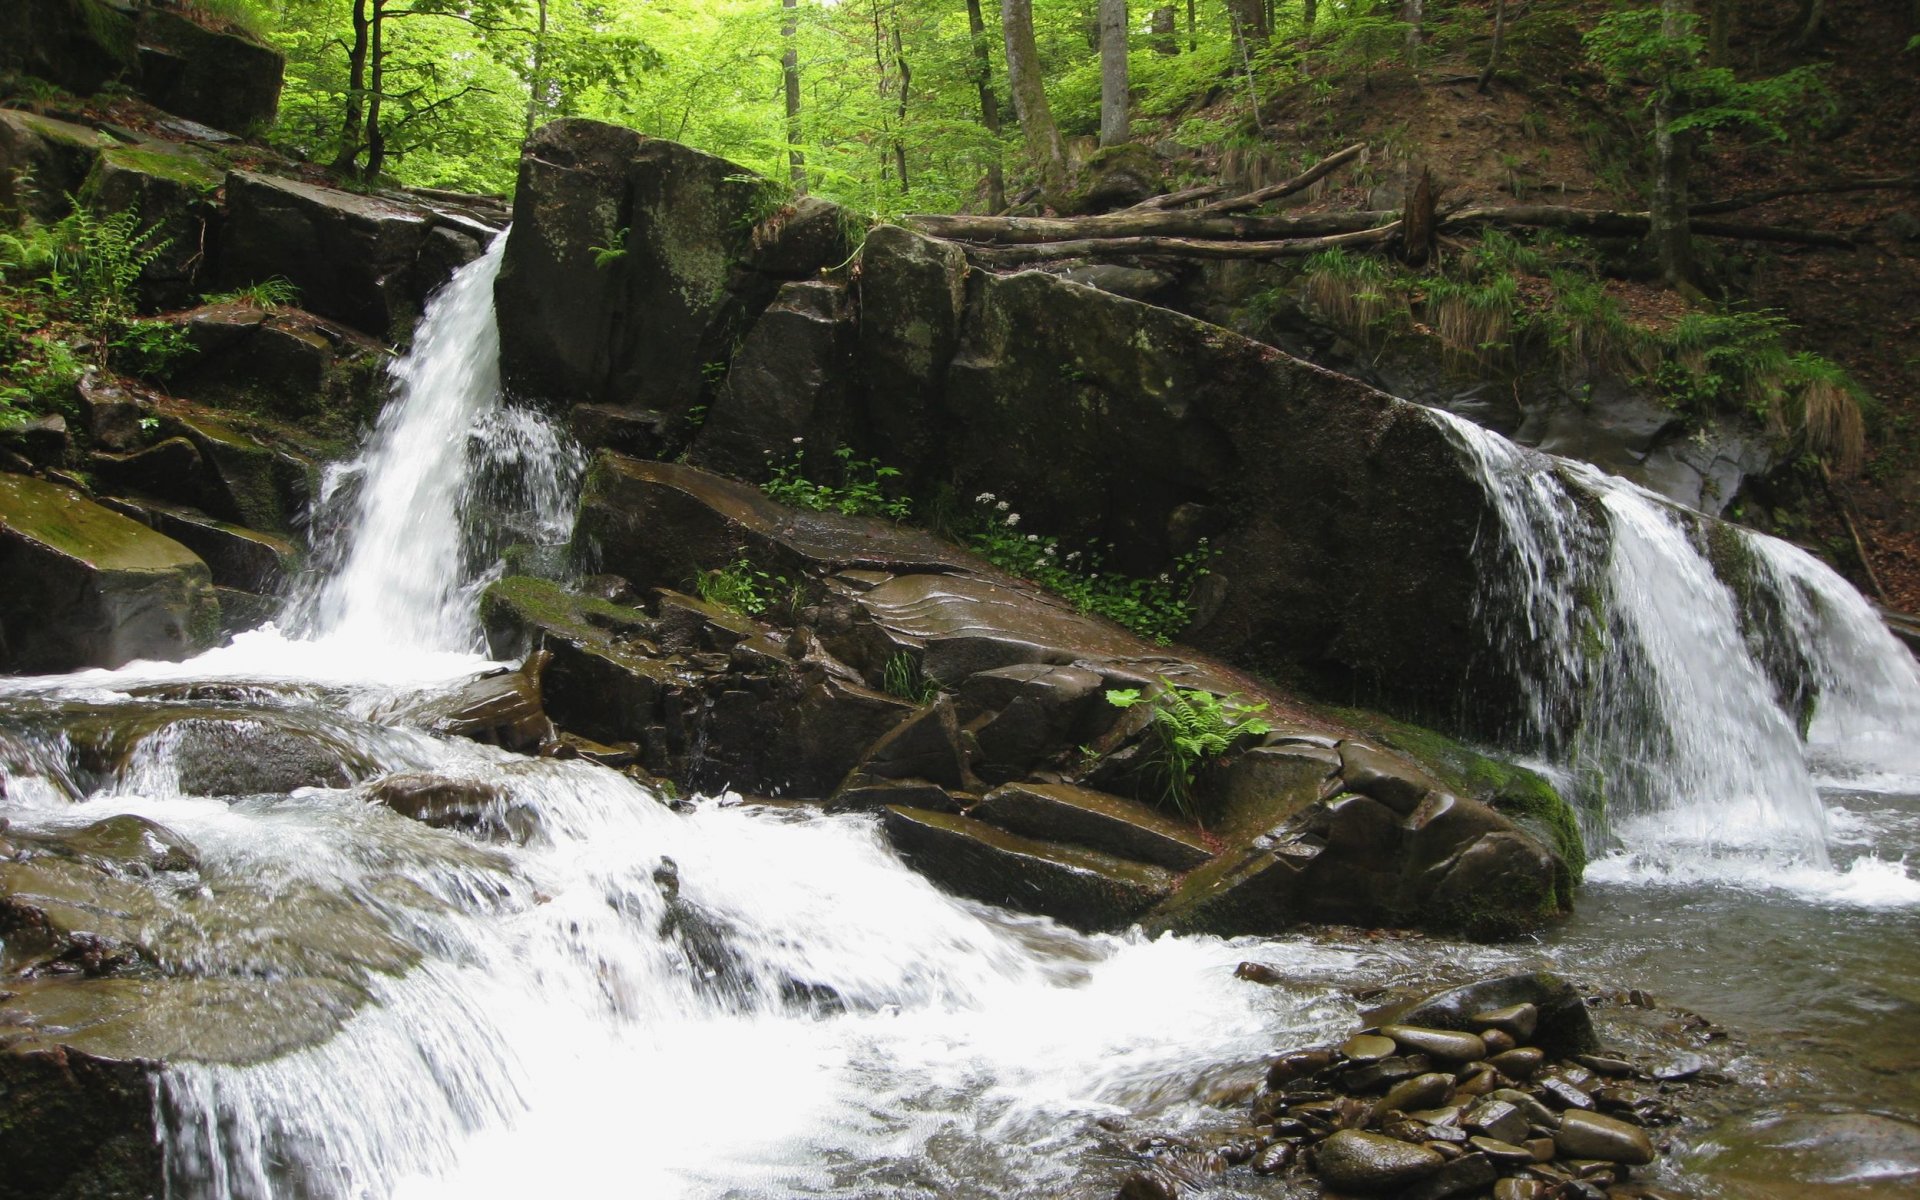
[880,805,1174,932]
[970,781,1213,871]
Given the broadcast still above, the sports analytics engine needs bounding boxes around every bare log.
[1124,184,1227,211]
[1689,177,1919,216]
[1444,205,1854,247]
[1200,142,1368,214]
[957,222,1403,265]
[902,209,1396,244]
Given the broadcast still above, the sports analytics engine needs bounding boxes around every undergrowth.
[966,491,1214,646]
[762,442,911,520]
[1107,680,1272,822]
[694,556,788,617]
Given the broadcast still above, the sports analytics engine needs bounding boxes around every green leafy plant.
[762,443,911,520]
[694,556,786,617]
[965,492,1213,646]
[881,652,940,705]
[203,277,300,311]
[1106,680,1273,820]
[590,228,629,269]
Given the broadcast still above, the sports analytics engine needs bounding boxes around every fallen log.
[1444,205,1854,247]
[902,209,1395,245]
[1688,176,1919,216]
[956,222,1403,265]
[1124,184,1228,211]
[1200,142,1369,214]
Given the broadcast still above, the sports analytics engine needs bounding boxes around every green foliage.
[1106,680,1271,820]
[1302,247,1408,349]
[965,491,1212,646]
[202,277,301,311]
[762,443,911,520]
[881,652,940,704]
[695,556,786,617]
[590,229,629,269]
[1585,8,1831,143]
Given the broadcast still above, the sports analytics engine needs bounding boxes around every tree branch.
[956,222,1404,264]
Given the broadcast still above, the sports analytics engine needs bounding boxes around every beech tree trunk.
[891,20,910,192]
[331,0,369,174]
[524,0,549,139]
[363,0,387,181]
[1001,0,1067,193]
[1403,0,1424,66]
[1099,0,1128,147]
[1707,0,1731,66]
[783,0,806,190]
[1478,0,1507,92]
[1227,0,1267,42]
[964,0,1005,212]
[1149,6,1176,54]
[1648,0,1695,290]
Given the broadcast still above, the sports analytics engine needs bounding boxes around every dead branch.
[1199,142,1369,214]
[956,222,1403,265]
[902,209,1395,245]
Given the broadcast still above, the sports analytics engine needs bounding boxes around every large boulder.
[0,2,282,135]
[0,109,109,223]
[213,172,491,340]
[80,141,224,308]
[0,473,218,672]
[495,120,854,441]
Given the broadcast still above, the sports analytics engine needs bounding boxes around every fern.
[1107,680,1272,821]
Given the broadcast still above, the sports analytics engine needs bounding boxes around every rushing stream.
[4,236,1920,1199]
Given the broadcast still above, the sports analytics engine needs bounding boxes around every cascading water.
[5,231,1920,1200]
[291,233,582,654]
[1436,408,1920,869]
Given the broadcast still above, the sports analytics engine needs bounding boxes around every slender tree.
[331,0,371,173]
[524,0,548,138]
[782,0,805,190]
[1149,5,1176,55]
[1001,0,1066,194]
[1706,0,1730,66]
[1099,0,1128,147]
[964,0,1006,211]
[1478,0,1507,92]
[1648,0,1696,290]
[1403,0,1424,66]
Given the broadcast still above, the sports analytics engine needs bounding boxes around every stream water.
[4,237,1919,1199]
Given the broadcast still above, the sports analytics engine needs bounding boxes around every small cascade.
[1437,409,1920,862]
[291,233,582,654]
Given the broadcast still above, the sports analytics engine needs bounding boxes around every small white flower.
[995,500,1010,512]
[1027,534,1039,542]
[1005,512,1021,527]
[792,436,804,443]
[1065,551,1081,562]
[1157,573,1172,584]
[1044,546,1057,556]
[975,491,996,504]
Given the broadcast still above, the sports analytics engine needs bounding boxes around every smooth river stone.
[1465,1097,1530,1144]
[1493,1180,1545,1200]
[1342,1033,1399,1062]
[1373,1072,1456,1118]
[1471,1002,1540,1040]
[1267,1047,1335,1087]
[1381,1024,1488,1062]
[1554,1111,1655,1165]
[1312,1130,1445,1192]
[1488,1046,1546,1079]
[1469,1135,1535,1163]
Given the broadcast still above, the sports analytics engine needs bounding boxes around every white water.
[6,229,1920,1200]
[1438,410,1920,873]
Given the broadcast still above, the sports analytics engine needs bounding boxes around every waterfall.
[291,232,582,654]
[1437,409,1920,863]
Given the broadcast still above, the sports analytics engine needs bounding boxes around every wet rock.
[366,773,538,842]
[62,814,199,874]
[880,806,1174,932]
[971,781,1212,870]
[0,473,219,672]
[0,1042,163,1200]
[1493,1181,1544,1200]
[1464,1097,1530,1144]
[76,375,148,453]
[1474,1002,1541,1041]
[1373,1072,1455,1118]
[104,498,298,593]
[1267,1048,1335,1088]
[127,8,284,134]
[1338,742,1439,814]
[0,413,69,467]
[958,662,1108,782]
[0,109,109,224]
[1400,1152,1498,1200]
[848,697,976,791]
[571,404,672,460]
[389,661,554,753]
[166,717,369,796]
[1382,1025,1489,1063]
[1389,973,1599,1060]
[171,305,390,435]
[1250,1139,1296,1174]
[1342,1033,1399,1062]
[90,436,217,513]
[80,141,224,307]
[828,776,962,813]
[498,121,849,439]
[1553,1111,1654,1165]
[1490,1047,1546,1079]
[1208,742,1342,838]
[1312,1129,1445,1192]
[691,280,856,478]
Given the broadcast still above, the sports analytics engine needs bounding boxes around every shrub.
[1107,681,1272,820]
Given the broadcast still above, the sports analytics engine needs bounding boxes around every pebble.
[1480,1028,1517,1055]
[1267,1048,1335,1087]
[1116,1169,1179,1200]
[1381,1024,1489,1063]
[1653,1052,1708,1081]
[1464,1097,1529,1144]
[1525,1135,1557,1162]
[1554,1110,1655,1165]
[1312,1130,1446,1192]
[1471,1002,1540,1041]
[1373,1072,1456,1119]
[1490,1087,1560,1129]
[1342,1055,1427,1091]
[1453,1065,1500,1097]
[1400,1152,1496,1200]
[1343,1034,1399,1062]
[1489,1047,1545,1079]
[1575,1054,1635,1077]
[1234,961,1283,985]
[1539,1076,1597,1111]
[1250,1140,1296,1174]
[1468,1135,1535,1163]
[1493,1180,1544,1200]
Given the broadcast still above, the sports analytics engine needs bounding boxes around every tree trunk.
[783,0,806,191]
[331,0,369,173]
[905,207,1392,242]
[1001,0,1067,194]
[1793,0,1825,47]
[1187,0,1196,52]
[964,0,1005,212]
[1403,0,1424,67]
[1649,0,1695,290]
[1478,0,1506,92]
[362,0,387,181]
[1707,0,1731,66]
[955,223,1403,264]
[1227,0,1267,42]
[1302,0,1316,36]
[1099,0,1128,147]
[1149,6,1176,55]
[1400,166,1435,264]
[524,0,549,140]
[892,19,910,192]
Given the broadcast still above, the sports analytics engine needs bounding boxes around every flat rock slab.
[881,805,1174,932]
[972,781,1213,870]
